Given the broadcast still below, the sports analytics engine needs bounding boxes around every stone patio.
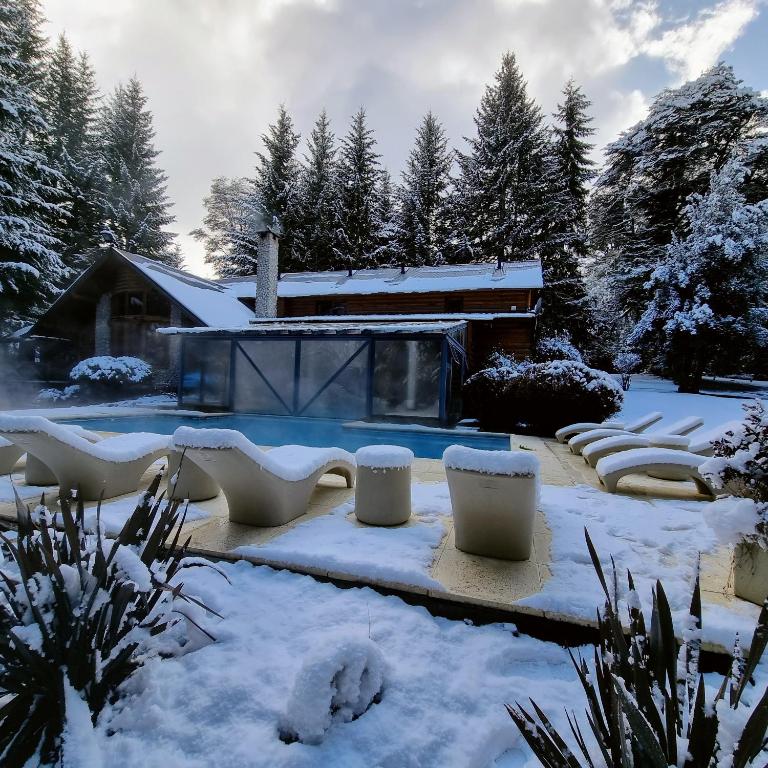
[0,430,743,653]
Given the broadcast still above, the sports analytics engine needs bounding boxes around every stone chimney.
[255,225,280,318]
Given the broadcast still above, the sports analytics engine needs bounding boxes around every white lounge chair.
[24,424,103,485]
[0,415,170,500]
[555,411,663,443]
[172,427,355,527]
[595,448,715,496]
[568,415,705,455]
[0,437,24,475]
[582,420,739,468]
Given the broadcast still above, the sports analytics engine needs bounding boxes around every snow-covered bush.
[36,384,81,403]
[535,334,583,363]
[701,400,768,548]
[509,531,768,766]
[465,358,622,434]
[280,637,385,744]
[613,350,642,391]
[0,473,218,766]
[69,356,152,387]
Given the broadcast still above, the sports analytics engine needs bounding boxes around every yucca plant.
[508,529,768,767]
[0,473,222,767]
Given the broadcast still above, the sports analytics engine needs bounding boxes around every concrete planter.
[446,467,537,561]
[733,541,768,606]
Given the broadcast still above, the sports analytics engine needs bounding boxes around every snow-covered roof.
[158,319,468,336]
[219,260,543,299]
[117,250,254,327]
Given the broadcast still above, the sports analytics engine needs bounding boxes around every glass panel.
[232,339,295,414]
[201,340,231,406]
[372,338,442,418]
[180,338,231,407]
[298,338,368,418]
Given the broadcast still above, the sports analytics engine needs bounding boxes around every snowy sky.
[41,0,767,278]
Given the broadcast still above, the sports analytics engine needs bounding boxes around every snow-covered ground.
[71,558,767,768]
[617,374,761,429]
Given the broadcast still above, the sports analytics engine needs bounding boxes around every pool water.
[64,413,509,459]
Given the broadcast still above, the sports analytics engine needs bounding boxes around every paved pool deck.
[0,431,744,654]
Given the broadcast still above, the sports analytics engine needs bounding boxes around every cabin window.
[315,300,346,316]
[444,296,464,312]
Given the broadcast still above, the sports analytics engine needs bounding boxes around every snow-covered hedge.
[465,357,623,434]
[701,400,768,547]
[69,356,152,387]
[36,384,80,403]
[535,334,583,364]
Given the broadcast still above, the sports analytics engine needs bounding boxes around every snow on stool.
[354,445,414,526]
[443,445,540,561]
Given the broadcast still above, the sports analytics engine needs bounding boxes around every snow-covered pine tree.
[251,104,301,271]
[539,79,595,345]
[373,168,399,266]
[334,107,383,270]
[191,176,260,278]
[629,157,768,393]
[40,35,104,275]
[98,78,180,266]
[450,52,554,265]
[0,0,66,333]
[394,111,452,266]
[590,63,768,321]
[293,110,339,272]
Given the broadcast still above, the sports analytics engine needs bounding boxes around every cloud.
[40,0,761,277]
[643,0,760,81]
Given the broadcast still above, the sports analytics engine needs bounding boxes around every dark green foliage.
[252,104,302,271]
[335,107,385,269]
[394,111,452,266]
[540,80,594,345]
[0,472,221,766]
[98,78,180,266]
[450,52,555,264]
[508,530,768,767]
[293,110,339,272]
[464,355,622,434]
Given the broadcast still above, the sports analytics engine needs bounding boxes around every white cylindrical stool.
[354,445,414,526]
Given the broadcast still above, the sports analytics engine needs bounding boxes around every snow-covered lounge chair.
[595,448,715,496]
[24,424,103,485]
[443,445,540,561]
[171,427,356,527]
[0,415,170,500]
[568,415,704,455]
[581,420,739,468]
[555,411,663,443]
[0,437,24,475]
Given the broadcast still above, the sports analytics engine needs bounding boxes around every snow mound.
[355,444,414,469]
[70,356,151,385]
[443,445,539,477]
[280,637,385,745]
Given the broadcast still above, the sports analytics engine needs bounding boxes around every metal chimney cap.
[254,212,283,237]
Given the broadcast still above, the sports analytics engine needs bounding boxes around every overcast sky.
[41,0,767,278]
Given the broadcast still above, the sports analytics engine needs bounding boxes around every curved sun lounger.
[0,437,24,475]
[555,411,663,443]
[582,419,739,467]
[0,415,170,500]
[595,448,715,496]
[568,415,705,456]
[172,427,356,527]
[24,424,103,485]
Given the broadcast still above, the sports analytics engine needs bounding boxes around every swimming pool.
[63,413,509,459]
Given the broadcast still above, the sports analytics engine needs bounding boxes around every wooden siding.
[279,288,537,317]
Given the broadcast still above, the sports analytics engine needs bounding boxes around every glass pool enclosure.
[175,320,468,424]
